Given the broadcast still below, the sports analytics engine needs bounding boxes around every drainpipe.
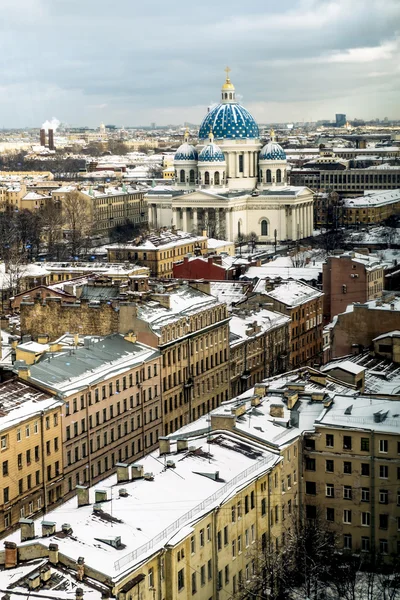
[370,430,376,564]
[40,410,48,516]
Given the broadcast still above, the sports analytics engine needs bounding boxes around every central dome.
[199,104,259,140]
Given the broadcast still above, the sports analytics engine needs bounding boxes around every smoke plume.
[41,118,60,132]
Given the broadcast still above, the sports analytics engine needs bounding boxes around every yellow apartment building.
[0,379,63,536]
[106,230,208,278]
[16,333,162,497]
[132,283,231,435]
[303,394,400,556]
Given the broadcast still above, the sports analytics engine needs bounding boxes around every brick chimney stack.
[40,129,46,146]
[48,129,55,150]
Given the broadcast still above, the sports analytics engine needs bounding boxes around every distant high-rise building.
[335,113,346,127]
[151,122,156,129]
[40,128,46,146]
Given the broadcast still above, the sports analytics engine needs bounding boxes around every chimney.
[4,542,17,569]
[116,462,130,483]
[18,364,31,381]
[49,543,59,564]
[177,438,188,452]
[76,557,85,582]
[40,129,46,146]
[20,518,35,542]
[28,572,41,590]
[41,521,56,537]
[76,485,89,507]
[48,129,55,151]
[76,588,84,600]
[270,404,284,418]
[130,463,144,480]
[95,490,107,503]
[159,437,171,455]
[40,565,52,582]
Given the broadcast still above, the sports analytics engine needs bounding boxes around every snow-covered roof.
[323,360,366,376]
[209,281,250,309]
[373,330,400,341]
[107,230,206,251]
[23,334,159,396]
[344,189,400,208]
[3,433,278,580]
[264,280,322,307]
[207,238,233,249]
[138,285,222,331]
[316,395,400,435]
[0,380,61,433]
[229,309,289,346]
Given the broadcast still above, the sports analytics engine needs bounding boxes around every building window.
[266,169,272,183]
[379,514,389,530]
[326,434,334,447]
[361,487,370,502]
[191,572,197,595]
[380,465,388,479]
[343,534,352,550]
[343,461,352,474]
[361,512,371,526]
[276,168,282,183]
[306,457,316,471]
[361,437,370,451]
[379,439,388,453]
[379,539,388,554]
[361,463,370,476]
[261,219,268,236]
[343,436,352,450]
[326,507,334,522]
[239,155,244,173]
[180,169,185,183]
[326,483,334,497]
[178,568,184,591]
[361,536,370,552]
[326,459,334,472]
[379,489,388,505]
[306,481,316,495]
[343,509,352,524]
[343,485,352,500]
[205,171,210,185]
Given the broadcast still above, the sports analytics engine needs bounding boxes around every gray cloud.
[0,0,399,127]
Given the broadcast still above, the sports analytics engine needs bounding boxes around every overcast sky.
[1,0,399,128]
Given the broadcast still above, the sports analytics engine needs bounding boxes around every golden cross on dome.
[224,66,231,80]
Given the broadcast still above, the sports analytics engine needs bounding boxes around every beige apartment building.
[132,283,230,435]
[16,334,161,497]
[0,380,63,536]
[52,184,147,236]
[303,394,400,556]
[106,230,208,278]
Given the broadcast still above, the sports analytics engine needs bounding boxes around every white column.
[292,207,297,240]
[244,152,249,178]
[215,208,220,238]
[229,153,235,179]
[172,207,177,229]
[182,207,188,232]
[192,208,198,235]
[310,202,314,236]
[225,209,231,241]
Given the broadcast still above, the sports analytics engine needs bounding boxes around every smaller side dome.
[260,129,286,161]
[198,131,225,163]
[174,142,198,161]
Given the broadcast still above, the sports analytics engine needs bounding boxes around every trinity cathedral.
[147,70,314,242]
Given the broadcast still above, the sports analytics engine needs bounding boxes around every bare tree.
[40,199,64,257]
[247,231,258,254]
[62,191,93,257]
[290,249,309,267]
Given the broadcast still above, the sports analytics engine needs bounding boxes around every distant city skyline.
[1,0,399,128]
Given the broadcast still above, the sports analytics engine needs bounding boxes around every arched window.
[180,169,185,183]
[189,169,195,183]
[266,169,272,183]
[229,93,232,99]
[205,171,210,185]
[261,220,268,236]
[225,93,228,99]
[276,169,282,183]
[215,172,220,185]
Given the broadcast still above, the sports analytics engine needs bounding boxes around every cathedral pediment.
[173,190,228,204]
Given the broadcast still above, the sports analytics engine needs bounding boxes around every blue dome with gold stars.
[260,131,286,160]
[198,142,225,162]
[174,142,198,161]
[199,103,259,141]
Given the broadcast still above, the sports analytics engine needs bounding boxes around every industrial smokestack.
[48,129,55,150]
[40,129,46,146]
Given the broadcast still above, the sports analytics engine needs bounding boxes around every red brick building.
[323,253,384,323]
